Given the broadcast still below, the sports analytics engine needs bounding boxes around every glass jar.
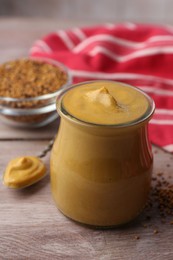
[50,81,155,227]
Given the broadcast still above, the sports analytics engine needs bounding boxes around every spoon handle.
[37,136,55,159]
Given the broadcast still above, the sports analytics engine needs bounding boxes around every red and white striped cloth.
[30,22,173,153]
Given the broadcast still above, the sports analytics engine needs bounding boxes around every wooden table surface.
[0,18,173,260]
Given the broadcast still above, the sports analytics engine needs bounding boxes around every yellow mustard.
[3,156,46,189]
[50,80,155,227]
[62,81,149,125]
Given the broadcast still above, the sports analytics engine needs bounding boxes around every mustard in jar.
[50,80,155,227]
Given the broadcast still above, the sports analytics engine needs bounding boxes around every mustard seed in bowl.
[0,57,72,127]
[0,59,68,98]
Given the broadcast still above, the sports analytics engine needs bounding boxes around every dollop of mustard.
[85,87,118,108]
[3,156,46,189]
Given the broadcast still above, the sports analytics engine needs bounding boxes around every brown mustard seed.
[0,59,69,124]
[157,172,163,177]
[153,229,159,234]
[145,169,173,224]
[134,235,140,240]
[146,216,151,221]
[0,59,67,99]
[142,224,148,228]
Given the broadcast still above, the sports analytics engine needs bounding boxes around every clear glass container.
[0,57,72,128]
[50,81,155,227]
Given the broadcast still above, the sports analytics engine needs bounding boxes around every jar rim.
[56,80,155,128]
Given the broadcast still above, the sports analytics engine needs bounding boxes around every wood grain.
[0,119,59,140]
[0,18,173,260]
[1,142,173,260]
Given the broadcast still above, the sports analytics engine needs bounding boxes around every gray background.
[0,0,172,24]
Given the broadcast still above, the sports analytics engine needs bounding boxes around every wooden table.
[0,18,173,260]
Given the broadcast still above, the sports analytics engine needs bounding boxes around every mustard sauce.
[3,156,46,189]
[50,80,154,226]
[62,81,149,125]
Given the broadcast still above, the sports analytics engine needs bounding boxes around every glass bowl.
[0,57,72,128]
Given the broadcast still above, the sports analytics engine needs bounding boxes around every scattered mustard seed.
[134,235,140,240]
[153,229,159,234]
